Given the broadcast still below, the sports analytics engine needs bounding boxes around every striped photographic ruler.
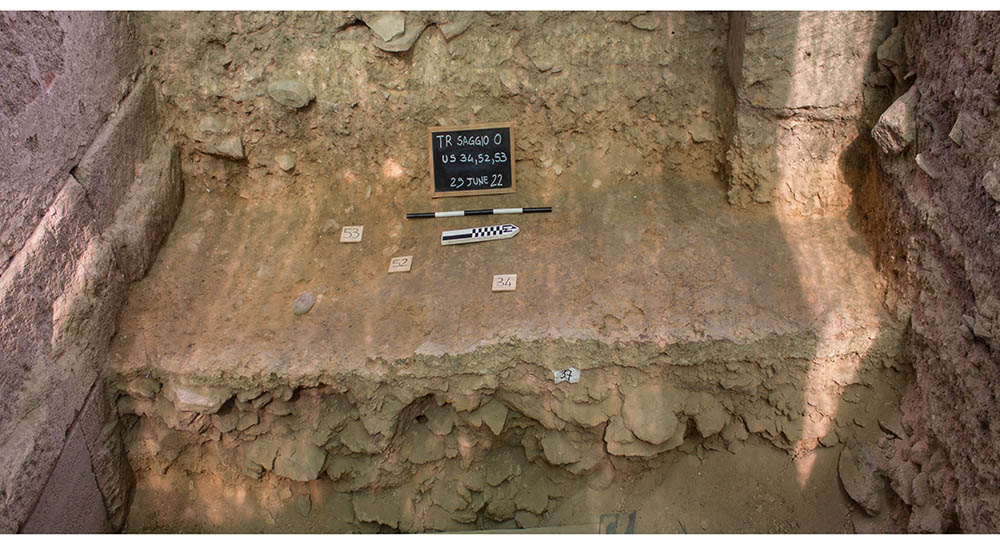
[441,223,519,246]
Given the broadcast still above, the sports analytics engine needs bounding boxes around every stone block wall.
[0,12,181,532]
[860,12,1000,532]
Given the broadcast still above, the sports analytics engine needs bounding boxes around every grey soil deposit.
[3,10,999,534]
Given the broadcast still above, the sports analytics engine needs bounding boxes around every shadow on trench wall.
[724,8,907,518]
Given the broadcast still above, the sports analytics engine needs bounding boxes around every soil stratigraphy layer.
[107,172,909,532]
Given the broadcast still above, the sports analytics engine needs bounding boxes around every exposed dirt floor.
[108,168,910,532]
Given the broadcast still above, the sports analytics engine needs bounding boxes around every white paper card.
[340,225,364,243]
[491,274,517,291]
[388,256,413,273]
[553,367,581,384]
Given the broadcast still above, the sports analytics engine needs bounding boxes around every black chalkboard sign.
[428,122,516,198]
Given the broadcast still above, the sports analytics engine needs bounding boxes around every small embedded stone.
[275,152,296,172]
[915,153,939,179]
[292,292,316,315]
[630,13,660,30]
[949,111,969,146]
[689,117,715,143]
[267,79,314,109]
[214,136,245,160]
[374,21,427,53]
[982,171,1000,203]
[439,14,473,40]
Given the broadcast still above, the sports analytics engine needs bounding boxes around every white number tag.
[340,225,364,243]
[388,256,413,273]
[553,368,581,384]
[491,274,517,291]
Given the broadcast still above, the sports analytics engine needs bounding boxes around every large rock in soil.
[838,442,884,516]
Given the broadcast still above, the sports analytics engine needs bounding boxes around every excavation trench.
[11,10,998,534]
[32,10,918,534]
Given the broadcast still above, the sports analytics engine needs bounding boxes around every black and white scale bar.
[407,207,551,219]
[441,224,520,246]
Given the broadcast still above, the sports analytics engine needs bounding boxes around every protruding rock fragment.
[211,410,239,433]
[292,292,316,315]
[909,504,945,533]
[911,470,930,506]
[888,458,919,505]
[876,25,906,82]
[213,136,245,160]
[622,382,683,445]
[425,403,457,435]
[948,111,971,146]
[364,12,405,42]
[374,19,427,53]
[604,415,680,457]
[267,79,314,109]
[915,153,940,179]
[539,431,583,465]
[193,116,245,160]
[236,412,258,431]
[125,377,161,399]
[689,117,715,143]
[981,170,1000,204]
[499,70,520,96]
[164,382,232,414]
[275,152,296,172]
[630,13,660,30]
[431,480,469,512]
[469,398,508,435]
[486,446,524,486]
[439,13,473,40]
[273,439,327,481]
[339,421,381,454]
[871,85,917,155]
[838,442,884,515]
[515,511,540,529]
[514,476,550,514]
[244,438,280,471]
[685,393,728,437]
[402,423,445,464]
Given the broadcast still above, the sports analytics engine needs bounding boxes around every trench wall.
[0,12,182,532]
[859,11,1000,533]
[726,12,894,216]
